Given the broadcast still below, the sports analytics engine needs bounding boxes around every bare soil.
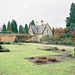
[25,55,75,65]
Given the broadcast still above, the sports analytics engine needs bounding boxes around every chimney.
[36,21,38,26]
[41,20,43,26]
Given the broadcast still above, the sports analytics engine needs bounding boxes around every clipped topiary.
[4,42,11,44]
[48,57,58,62]
[30,57,34,59]
[0,45,10,52]
[61,49,66,51]
[38,56,47,59]
[35,59,47,63]
[14,38,18,43]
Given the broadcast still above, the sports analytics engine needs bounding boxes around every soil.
[25,55,75,65]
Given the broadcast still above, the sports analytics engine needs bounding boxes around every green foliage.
[14,38,18,43]
[66,3,75,31]
[0,45,10,52]
[62,32,71,38]
[7,21,12,32]
[4,42,11,44]
[2,24,6,31]
[74,48,75,52]
[0,31,13,34]
[11,19,18,33]
[52,27,55,36]
[41,36,61,44]
[19,25,24,34]
[69,52,75,57]
[24,24,29,34]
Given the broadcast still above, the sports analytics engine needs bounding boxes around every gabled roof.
[30,24,46,34]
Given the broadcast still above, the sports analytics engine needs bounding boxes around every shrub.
[0,45,2,49]
[0,42,4,44]
[53,47,59,50]
[74,48,75,52]
[48,57,58,62]
[35,59,46,63]
[69,52,75,57]
[4,42,11,44]
[38,56,47,59]
[61,49,66,51]
[30,57,34,59]
[14,38,18,43]
[0,45,10,52]
[0,49,10,52]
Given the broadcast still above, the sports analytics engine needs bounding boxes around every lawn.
[0,43,75,75]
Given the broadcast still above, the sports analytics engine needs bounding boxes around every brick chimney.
[41,20,43,26]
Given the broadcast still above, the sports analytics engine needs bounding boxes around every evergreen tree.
[66,3,75,31]
[7,21,12,32]
[2,24,6,31]
[11,19,18,33]
[52,27,55,36]
[29,20,35,28]
[25,24,29,34]
[19,25,24,34]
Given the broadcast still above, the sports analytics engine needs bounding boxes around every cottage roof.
[31,24,46,34]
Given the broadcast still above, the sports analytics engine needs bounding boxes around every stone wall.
[0,34,30,43]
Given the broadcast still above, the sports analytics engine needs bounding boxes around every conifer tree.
[25,24,29,34]
[7,21,12,32]
[19,25,24,34]
[11,19,18,33]
[2,24,6,31]
[66,3,75,31]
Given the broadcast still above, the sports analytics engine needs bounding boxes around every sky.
[0,0,75,29]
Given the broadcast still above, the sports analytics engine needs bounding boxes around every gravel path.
[26,43,74,50]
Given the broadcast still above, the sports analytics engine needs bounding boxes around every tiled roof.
[31,24,46,34]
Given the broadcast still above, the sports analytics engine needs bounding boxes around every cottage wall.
[29,26,34,36]
[42,24,53,37]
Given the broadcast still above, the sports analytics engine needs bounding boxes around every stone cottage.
[29,20,53,42]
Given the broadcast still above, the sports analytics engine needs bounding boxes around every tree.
[29,20,35,28]
[11,19,18,33]
[7,21,12,32]
[70,27,75,38]
[2,24,6,31]
[19,25,24,34]
[52,27,55,36]
[24,24,29,34]
[14,38,18,43]
[66,3,75,31]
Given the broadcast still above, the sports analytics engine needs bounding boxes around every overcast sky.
[0,0,75,29]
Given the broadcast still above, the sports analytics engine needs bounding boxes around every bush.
[0,42,4,44]
[0,49,10,52]
[69,52,75,57]
[38,56,47,59]
[53,47,59,50]
[0,31,13,34]
[14,38,18,43]
[35,59,46,63]
[48,57,58,62]
[4,42,11,44]
[0,45,10,52]
[61,49,66,51]
[30,57,34,59]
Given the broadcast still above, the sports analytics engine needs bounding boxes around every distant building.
[29,20,53,42]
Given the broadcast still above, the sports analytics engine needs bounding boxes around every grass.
[0,43,75,75]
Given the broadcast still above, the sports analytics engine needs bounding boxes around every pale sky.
[0,0,75,29]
